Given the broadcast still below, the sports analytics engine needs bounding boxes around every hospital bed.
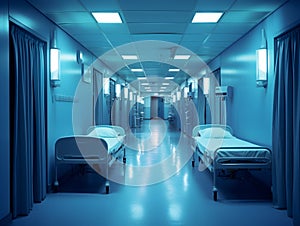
[54,125,126,194]
[191,124,271,201]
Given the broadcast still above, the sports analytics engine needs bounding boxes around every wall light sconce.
[203,77,210,95]
[184,87,189,98]
[76,50,84,64]
[50,48,60,87]
[124,87,128,99]
[115,83,121,98]
[177,91,181,101]
[50,30,60,87]
[256,29,268,87]
[129,91,133,101]
[172,94,176,103]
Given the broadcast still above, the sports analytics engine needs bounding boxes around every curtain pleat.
[10,24,46,218]
[272,26,300,225]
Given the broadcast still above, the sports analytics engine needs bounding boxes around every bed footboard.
[54,135,111,193]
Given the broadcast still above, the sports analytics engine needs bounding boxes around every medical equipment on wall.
[215,86,233,124]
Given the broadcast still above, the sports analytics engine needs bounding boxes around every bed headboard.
[192,124,233,137]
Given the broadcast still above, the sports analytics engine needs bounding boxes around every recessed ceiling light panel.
[92,12,122,23]
[192,12,223,23]
[174,55,191,60]
[122,55,138,60]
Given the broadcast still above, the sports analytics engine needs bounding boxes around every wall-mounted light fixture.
[50,30,60,87]
[256,29,268,87]
[124,87,128,99]
[184,87,189,98]
[103,78,110,95]
[115,83,121,98]
[177,91,181,101]
[203,77,210,95]
[76,50,83,64]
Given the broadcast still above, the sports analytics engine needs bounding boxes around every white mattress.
[104,136,124,154]
[194,136,271,161]
[88,130,124,154]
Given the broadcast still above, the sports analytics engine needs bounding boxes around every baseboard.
[0,213,12,226]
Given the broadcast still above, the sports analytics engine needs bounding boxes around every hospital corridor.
[0,0,300,226]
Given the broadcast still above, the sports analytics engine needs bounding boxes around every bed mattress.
[194,136,271,162]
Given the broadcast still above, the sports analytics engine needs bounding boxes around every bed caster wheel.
[213,190,218,201]
[192,160,195,168]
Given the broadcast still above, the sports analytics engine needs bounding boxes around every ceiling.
[26,0,286,94]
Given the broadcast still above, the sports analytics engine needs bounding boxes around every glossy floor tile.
[8,120,293,226]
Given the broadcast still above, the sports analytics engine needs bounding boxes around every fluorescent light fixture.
[50,48,60,87]
[256,48,267,87]
[124,87,128,99]
[115,84,121,98]
[160,87,167,89]
[137,77,146,80]
[104,82,110,95]
[184,87,189,98]
[165,77,174,80]
[192,12,223,23]
[177,91,181,100]
[173,95,176,103]
[129,91,133,101]
[168,68,180,72]
[141,83,149,85]
[122,55,138,60]
[162,83,169,85]
[131,68,143,72]
[174,55,190,60]
[76,50,83,64]
[203,77,210,95]
[92,12,122,23]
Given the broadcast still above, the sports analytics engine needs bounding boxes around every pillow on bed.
[93,127,119,138]
[200,127,233,138]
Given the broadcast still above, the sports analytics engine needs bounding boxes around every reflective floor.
[8,120,293,226]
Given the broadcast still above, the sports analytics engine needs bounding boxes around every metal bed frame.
[192,124,271,201]
[54,126,126,194]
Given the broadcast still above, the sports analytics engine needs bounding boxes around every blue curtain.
[10,24,47,218]
[272,26,300,226]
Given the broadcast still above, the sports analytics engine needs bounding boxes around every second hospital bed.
[192,124,271,201]
[54,125,126,194]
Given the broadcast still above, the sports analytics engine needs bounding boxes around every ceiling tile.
[127,23,187,34]
[181,34,207,42]
[98,24,130,34]
[131,34,182,43]
[221,11,269,23]
[60,23,101,35]
[27,0,85,13]
[46,12,94,24]
[185,24,216,34]
[214,22,256,34]
[123,11,192,23]
[195,0,235,11]
[81,0,121,11]
[119,0,196,11]
[231,0,287,11]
